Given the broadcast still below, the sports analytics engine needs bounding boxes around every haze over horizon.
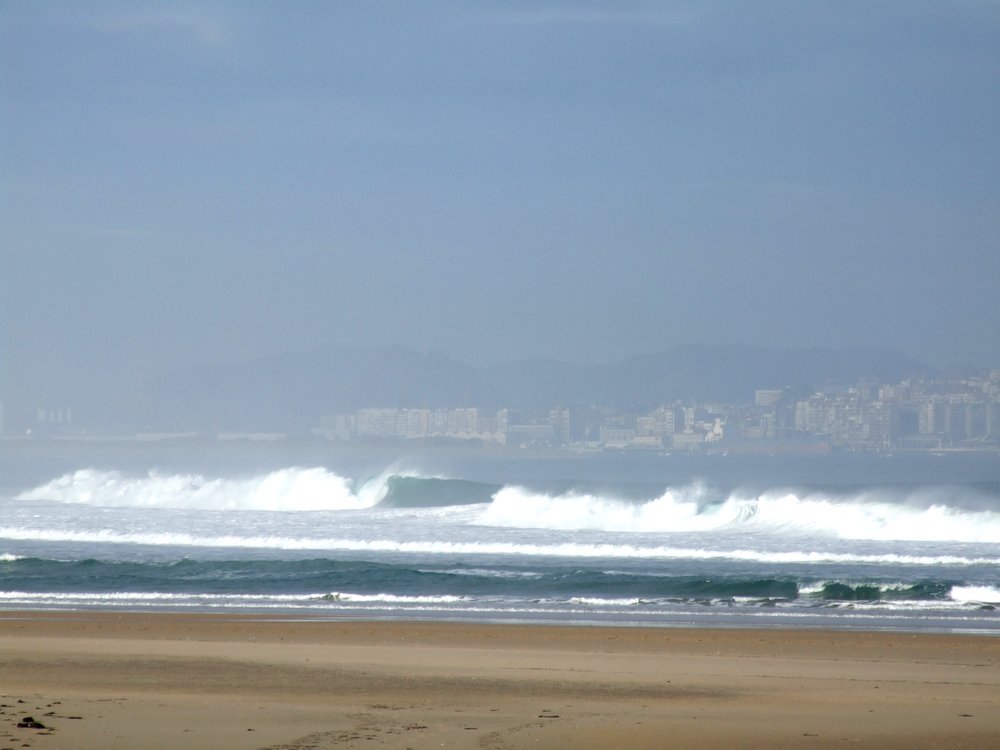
[3,1,999,408]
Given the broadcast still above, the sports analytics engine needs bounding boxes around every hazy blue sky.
[2,1,999,402]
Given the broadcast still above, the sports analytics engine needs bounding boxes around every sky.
[2,1,999,406]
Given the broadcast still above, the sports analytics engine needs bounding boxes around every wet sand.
[1,612,998,749]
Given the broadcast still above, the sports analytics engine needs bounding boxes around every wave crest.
[14,468,1000,543]
[17,468,378,511]
[479,485,1000,542]
[481,484,743,532]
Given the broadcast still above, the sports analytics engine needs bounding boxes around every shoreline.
[2,611,999,749]
[2,605,999,636]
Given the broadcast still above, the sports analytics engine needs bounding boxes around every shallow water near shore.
[2,441,999,633]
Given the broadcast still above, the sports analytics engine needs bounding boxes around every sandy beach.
[1,613,998,749]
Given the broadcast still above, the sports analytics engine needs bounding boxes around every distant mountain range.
[134,344,937,432]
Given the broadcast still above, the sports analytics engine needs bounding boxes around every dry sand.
[1,612,998,749]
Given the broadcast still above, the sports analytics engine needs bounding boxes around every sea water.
[1,442,998,633]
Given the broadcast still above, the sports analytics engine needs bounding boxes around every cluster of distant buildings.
[6,370,998,454]
[315,371,1000,453]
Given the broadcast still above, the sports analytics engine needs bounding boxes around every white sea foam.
[479,485,1000,543]
[567,596,644,606]
[482,483,742,532]
[13,466,455,512]
[1,525,996,566]
[753,490,1000,543]
[17,467,380,511]
[16,468,1000,543]
[431,568,544,579]
[0,591,311,602]
[0,553,24,562]
[0,591,333,611]
[1,590,992,619]
[949,585,1000,604]
[320,592,467,604]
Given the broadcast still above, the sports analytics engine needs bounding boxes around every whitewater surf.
[2,448,998,632]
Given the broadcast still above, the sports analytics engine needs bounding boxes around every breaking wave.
[16,468,496,512]
[481,485,1000,543]
[14,468,1000,543]
[949,585,1000,604]
[18,468,408,512]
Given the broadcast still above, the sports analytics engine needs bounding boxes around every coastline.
[2,612,998,749]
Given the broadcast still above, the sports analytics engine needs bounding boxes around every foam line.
[1,526,996,566]
[481,485,1000,542]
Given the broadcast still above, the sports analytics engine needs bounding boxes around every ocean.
[2,441,999,633]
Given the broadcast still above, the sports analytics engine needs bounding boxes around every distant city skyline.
[6,341,997,439]
[15,358,999,456]
[3,2,999,407]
